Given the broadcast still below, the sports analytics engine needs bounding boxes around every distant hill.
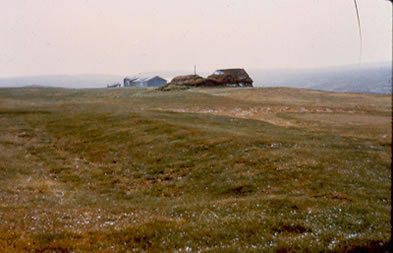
[0,72,198,89]
[0,74,124,89]
[249,62,392,94]
[0,62,391,94]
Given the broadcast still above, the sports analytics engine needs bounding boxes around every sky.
[0,0,391,77]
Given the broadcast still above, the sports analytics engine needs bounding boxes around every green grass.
[0,87,391,252]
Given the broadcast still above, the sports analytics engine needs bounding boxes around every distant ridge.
[0,62,391,94]
[0,74,124,89]
[0,72,196,89]
[249,62,392,94]
[21,85,54,88]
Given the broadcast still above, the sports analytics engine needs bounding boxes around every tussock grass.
[0,87,390,251]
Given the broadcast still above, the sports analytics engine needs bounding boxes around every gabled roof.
[124,74,166,82]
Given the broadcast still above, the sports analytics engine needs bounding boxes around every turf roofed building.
[123,75,167,88]
[207,68,253,87]
[163,68,253,88]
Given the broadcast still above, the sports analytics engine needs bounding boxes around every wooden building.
[124,75,167,87]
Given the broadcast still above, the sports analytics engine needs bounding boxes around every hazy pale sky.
[0,0,391,77]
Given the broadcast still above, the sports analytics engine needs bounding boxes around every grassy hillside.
[0,87,391,252]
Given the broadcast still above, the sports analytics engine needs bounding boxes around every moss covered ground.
[0,87,391,252]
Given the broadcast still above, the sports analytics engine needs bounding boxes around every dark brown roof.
[164,68,253,88]
[207,68,253,85]
[170,75,217,86]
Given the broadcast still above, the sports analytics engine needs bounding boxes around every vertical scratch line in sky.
[354,0,363,63]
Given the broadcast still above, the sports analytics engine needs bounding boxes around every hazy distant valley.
[0,62,391,94]
[249,62,392,94]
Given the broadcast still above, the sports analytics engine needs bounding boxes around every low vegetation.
[0,87,391,252]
